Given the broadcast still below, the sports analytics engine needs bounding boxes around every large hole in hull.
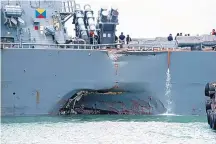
[58,89,167,115]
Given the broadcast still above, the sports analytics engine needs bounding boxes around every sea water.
[1,115,216,144]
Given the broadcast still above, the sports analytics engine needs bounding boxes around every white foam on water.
[159,113,182,116]
[164,68,174,115]
[2,121,215,144]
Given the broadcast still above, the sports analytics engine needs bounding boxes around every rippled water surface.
[1,115,216,144]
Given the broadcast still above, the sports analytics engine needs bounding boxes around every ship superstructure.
[1,0,119,46]
[1,0,216,116]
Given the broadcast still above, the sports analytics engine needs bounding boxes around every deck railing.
[1,42,215,52]
[1,43,121,49]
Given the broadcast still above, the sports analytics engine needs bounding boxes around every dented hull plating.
[1,48,216,116]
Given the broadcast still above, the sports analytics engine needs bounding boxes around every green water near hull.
[1,115,208,124]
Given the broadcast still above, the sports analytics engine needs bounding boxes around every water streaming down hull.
[164,68,173,114]
[1,0,216,116]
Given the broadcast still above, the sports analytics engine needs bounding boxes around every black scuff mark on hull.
[75,107,119,115]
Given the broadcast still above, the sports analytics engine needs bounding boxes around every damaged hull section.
[59,89,166,115]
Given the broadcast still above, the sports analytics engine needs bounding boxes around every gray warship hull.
[2,48,216,116]
[1,0,216,116]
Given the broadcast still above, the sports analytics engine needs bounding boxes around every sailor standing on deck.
[167,34,173,41]
[175,33,179,40]
[119,32,125,43]
[212,29,216,35]
[126,35,132,44]
[119,32,125,48]
[211,29,216,50]
[89,31,94,44]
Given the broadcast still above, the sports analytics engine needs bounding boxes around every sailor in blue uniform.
[167,34,173,41]
[119,32,125,48]
[119,32,125,44]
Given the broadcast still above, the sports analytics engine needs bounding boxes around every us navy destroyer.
[1,0,216,116]
[205,82,216,130]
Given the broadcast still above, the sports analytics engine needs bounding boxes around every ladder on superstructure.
[60,0,76,24]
